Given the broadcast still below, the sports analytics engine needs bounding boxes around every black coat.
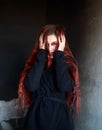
[24,49,75,130]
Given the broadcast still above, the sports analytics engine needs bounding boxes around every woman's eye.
[52,42,58,46]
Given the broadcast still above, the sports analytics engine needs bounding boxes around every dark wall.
[45,0,85,58]
[0,1,46,129]
[0,1,46,100]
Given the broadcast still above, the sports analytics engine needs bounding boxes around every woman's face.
[47,34,59,58]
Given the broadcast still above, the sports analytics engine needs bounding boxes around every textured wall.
[74,0,102,130]
[0,98,28,130]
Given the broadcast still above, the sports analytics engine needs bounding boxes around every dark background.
[0,0,102,130]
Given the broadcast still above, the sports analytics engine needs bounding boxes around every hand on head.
[58,34,66,51]
[39,33,66,52]
[39,34,45,49]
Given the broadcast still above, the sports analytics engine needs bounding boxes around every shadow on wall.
[0,99,28,130]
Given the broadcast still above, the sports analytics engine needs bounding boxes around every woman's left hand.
[39,34,45,50]
[58,34,66,51]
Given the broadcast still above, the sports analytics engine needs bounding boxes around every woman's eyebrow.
[51,42,58,45]
[47,41,58,45]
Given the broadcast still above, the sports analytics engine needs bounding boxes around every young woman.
[18,24,81,130]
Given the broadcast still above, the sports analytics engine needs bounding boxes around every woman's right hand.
[39,34,45,49]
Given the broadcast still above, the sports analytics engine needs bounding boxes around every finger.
[58,36,62,44]
[39,34,43,43]
[60,33,65,43]
[39,34,46,49]
[61,34,66,43]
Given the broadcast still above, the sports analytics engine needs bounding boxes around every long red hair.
[18,24,81,113]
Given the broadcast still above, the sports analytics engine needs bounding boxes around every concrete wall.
[74,1,102,130]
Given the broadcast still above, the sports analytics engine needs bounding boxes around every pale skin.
[39,34,66,56]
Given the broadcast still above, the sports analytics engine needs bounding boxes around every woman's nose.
[49,45,52,50]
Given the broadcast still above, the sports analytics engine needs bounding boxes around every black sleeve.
[24,49,47,92]
[54,50,75,92]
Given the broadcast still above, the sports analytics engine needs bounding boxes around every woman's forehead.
[47,34,57,44]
